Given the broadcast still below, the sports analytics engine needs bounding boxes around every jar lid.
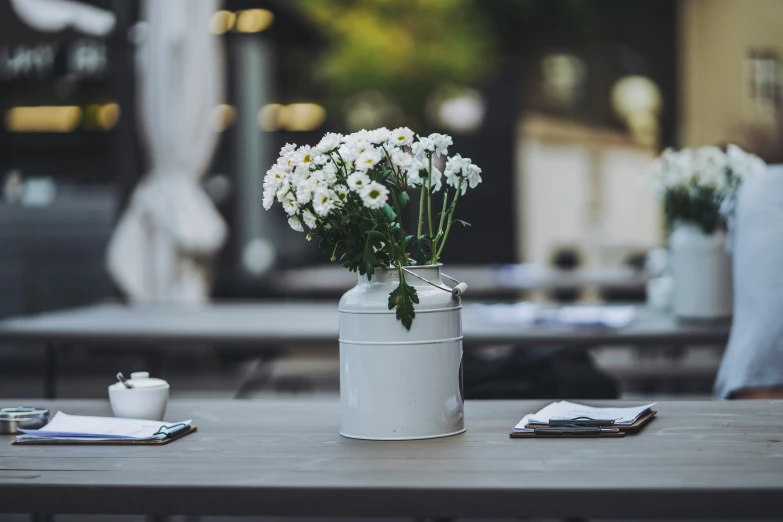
[110,371,168,390]
[0,406,49,420]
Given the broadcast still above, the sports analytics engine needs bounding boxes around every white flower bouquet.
[263,128,482,329]
[650,144,765,234]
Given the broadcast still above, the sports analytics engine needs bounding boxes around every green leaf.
[387,273,419,330]
[398,191,410,208]
[453,219,472,227]
[416,235,431,265]
[364,230,385,239]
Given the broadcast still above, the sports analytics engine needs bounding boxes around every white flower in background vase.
[650,144,765,320]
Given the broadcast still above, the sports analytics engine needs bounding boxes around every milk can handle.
[400,267,468,297]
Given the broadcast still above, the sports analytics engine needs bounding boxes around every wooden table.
[0,302,730,398]
[0,399,781,519]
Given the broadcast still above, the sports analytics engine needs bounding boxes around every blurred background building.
[1,0,781,399]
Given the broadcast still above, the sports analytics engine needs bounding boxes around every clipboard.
[13,425,197,445]
[525,409,657,433]
[510,428,625,438]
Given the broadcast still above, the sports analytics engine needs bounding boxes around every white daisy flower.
[391,148,414,170]
[280,143,296,156]
[429,133,453,157]
[355,148,382,171]
[347,172,371,192]
[277,152,295,173]
[302,209,318,229]
[465,163,482,188]
[296,179,314,205]
[391,127,414,146]
[369,127,391,145]
[275,178,290,201]
[444,154,466,189]
[314,154,329,166]
[288,215,304,232]
[312,188,336,217]
[263,166,284,192]
[322,162,338,181]
[315,132,342,154]
[411,136,434,160]
[281,191,299,215]
[344,130,371,154]
[360,181,389,210]
[262,187,275,210]
[291,164,310,185]
[408,165,442,192]
[338,144,358,163]
[727,144,765,178]
[294,145,315,169]
[333,184,349,205]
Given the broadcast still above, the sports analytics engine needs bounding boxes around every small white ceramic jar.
[108,372,170,421]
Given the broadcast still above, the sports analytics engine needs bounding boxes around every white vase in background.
[669,223,732,320]
[338,264,465,440]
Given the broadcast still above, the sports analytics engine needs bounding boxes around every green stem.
[431,189,450,263]
[426,154,433,243]
[436,180,462,259]
[417,176,425,238]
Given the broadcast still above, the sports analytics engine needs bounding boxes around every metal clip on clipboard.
[548,416,617,427]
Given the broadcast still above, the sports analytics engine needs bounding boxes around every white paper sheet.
[514,400,656,431]
[18,412,191,441]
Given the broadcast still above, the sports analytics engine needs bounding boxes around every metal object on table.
[0,407,49,434]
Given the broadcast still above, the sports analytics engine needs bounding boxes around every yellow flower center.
[303,154,311,163]
[369,189,380,199]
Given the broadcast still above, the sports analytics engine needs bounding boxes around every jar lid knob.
[130,371,150,380]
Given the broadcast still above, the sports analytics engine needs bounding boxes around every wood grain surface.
[0,399,781,517]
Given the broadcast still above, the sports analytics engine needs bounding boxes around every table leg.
[44,344,59,399]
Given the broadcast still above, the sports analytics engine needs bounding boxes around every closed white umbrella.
[107,0,227,302]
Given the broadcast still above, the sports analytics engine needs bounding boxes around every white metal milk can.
[338,264,466,440]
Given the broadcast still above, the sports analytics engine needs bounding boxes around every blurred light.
[257,103,282,131]
[428,87,485,134]
[611,76,662,117]
[210,10,235,35]
[96,102,120,130]
[278,103,326,132]
[611,75,662,145]
[5,106,81,132]
[235,9,273,33]
[242,238,276,277]
[541,53,586,109]
[212,104,236,132]
[258,103,326,132]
